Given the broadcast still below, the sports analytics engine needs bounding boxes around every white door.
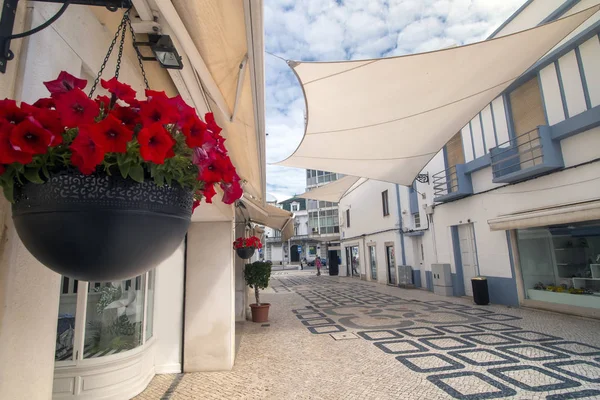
[458,224,479,296]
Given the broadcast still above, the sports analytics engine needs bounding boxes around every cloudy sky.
[264,0,527,201]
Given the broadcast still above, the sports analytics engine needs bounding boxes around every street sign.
[297,246,302,253]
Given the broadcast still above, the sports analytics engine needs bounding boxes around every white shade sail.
[298,176,362,203]
[241,197,294,242]
[276,6,600,186]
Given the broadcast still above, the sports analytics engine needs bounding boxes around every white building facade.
[0,1,272,399]
[339,0,600,319]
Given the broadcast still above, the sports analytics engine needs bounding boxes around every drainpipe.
[395,184,407,266]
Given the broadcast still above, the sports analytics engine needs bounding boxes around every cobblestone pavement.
[135,272,600,400]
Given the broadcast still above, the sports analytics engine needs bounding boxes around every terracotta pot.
[250,303,270,323]
[12,169,193,281]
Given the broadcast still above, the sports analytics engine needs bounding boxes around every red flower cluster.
[0,71,244,206]
[233,236,263,250]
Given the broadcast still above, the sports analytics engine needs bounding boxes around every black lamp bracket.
[0,0,133,73]
[416,173,429,184]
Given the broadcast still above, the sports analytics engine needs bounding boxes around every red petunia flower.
[169,95,196,126]
[182,116,208,148]
[139,97,178,127]
[205,112,222,135]
[220,178,243,204]
[202,182,217,204]
[0,122,33,164]
[94,114,133,153]
[196,155,225,183]
[111,104,140,130]
[0,99,27,124]
[54,89,100,127]
[69,126,106,175]
[145,89,169,101]
[101,77,137,104]
[137,123,175,164]
[95,95,111,110]
[21,103,64,145]
[10,119,52,155]
[32,98,55,109]
[43,71,87,96]
[192,199,201,211]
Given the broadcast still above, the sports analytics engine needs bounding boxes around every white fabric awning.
[488,199,600,231]
[275,6,599,186]
[241,197,294,241]
[298,176,362,203]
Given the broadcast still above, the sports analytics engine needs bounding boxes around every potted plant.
[233,235,262,259]
[244,261,272,322]
[0,71,243,281]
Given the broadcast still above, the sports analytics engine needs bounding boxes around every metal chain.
[126,17,150,90]
[114,19,128,80]
[88,10,130,98]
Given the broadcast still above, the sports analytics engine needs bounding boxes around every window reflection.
[55,278,77,361]
[84,276,145,358]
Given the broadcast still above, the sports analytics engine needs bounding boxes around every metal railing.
[433,165,459,197]
[491,128,544,178]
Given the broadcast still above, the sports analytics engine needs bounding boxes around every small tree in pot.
[244,261,272,323]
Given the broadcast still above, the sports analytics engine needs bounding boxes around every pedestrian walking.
[315,256,322,276]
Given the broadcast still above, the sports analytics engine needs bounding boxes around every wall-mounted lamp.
[134,34,183,70]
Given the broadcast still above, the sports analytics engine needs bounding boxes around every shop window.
[517,221,600,309]
[54,270,155,363]
[369,245,377,280]
[346,209,351,228]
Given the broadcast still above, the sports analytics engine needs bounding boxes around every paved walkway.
[136,271,600,399]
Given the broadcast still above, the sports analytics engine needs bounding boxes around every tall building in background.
[306,170,342,261]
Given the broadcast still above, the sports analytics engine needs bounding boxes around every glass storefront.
[517,221,600,309]
[55,270,155,363]
[369,246,377,280]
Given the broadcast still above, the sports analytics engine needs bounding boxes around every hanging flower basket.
[235,246,256,260]
[233,236,262,260]
[13,169,193,281]
[0,70,244,280]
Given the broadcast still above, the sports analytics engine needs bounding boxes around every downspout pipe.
[395,184,407,266]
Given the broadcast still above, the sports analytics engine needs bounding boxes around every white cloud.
[265,0,527,200]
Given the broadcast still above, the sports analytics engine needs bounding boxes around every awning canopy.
[275,6,599,186]
[172,0,266,203]
[298,176,362,203]
[488,199,600,231]
[240,197,294,241]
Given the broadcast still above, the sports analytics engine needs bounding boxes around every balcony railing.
[490,126,563,184]
[432,163,473,202]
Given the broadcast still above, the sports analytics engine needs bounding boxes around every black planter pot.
[12,169,193,281]
[236,246,255,259]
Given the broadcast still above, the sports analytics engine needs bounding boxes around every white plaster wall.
[560,126,600,167]
[493,0,565,38]
[579,35,600,107]
[558,50,588,117]
[184,221,235,372]
[339,180,400,240]
[491,97,510,146]
[461,126,474,162]
[427,160,600,281]
[471,167,505,194]
[154,242,185,373]
[540,63,566,125]
[470,119,485,158]
[481,105,498,149]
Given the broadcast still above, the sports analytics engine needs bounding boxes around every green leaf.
[129,165,144,183]
[1,182,14,203]
[41,165,50,179]
[119,162,131,179]
[24,167,44,184]
[155,172,165,186]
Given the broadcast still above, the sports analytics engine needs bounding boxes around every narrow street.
[136,271,600,400]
